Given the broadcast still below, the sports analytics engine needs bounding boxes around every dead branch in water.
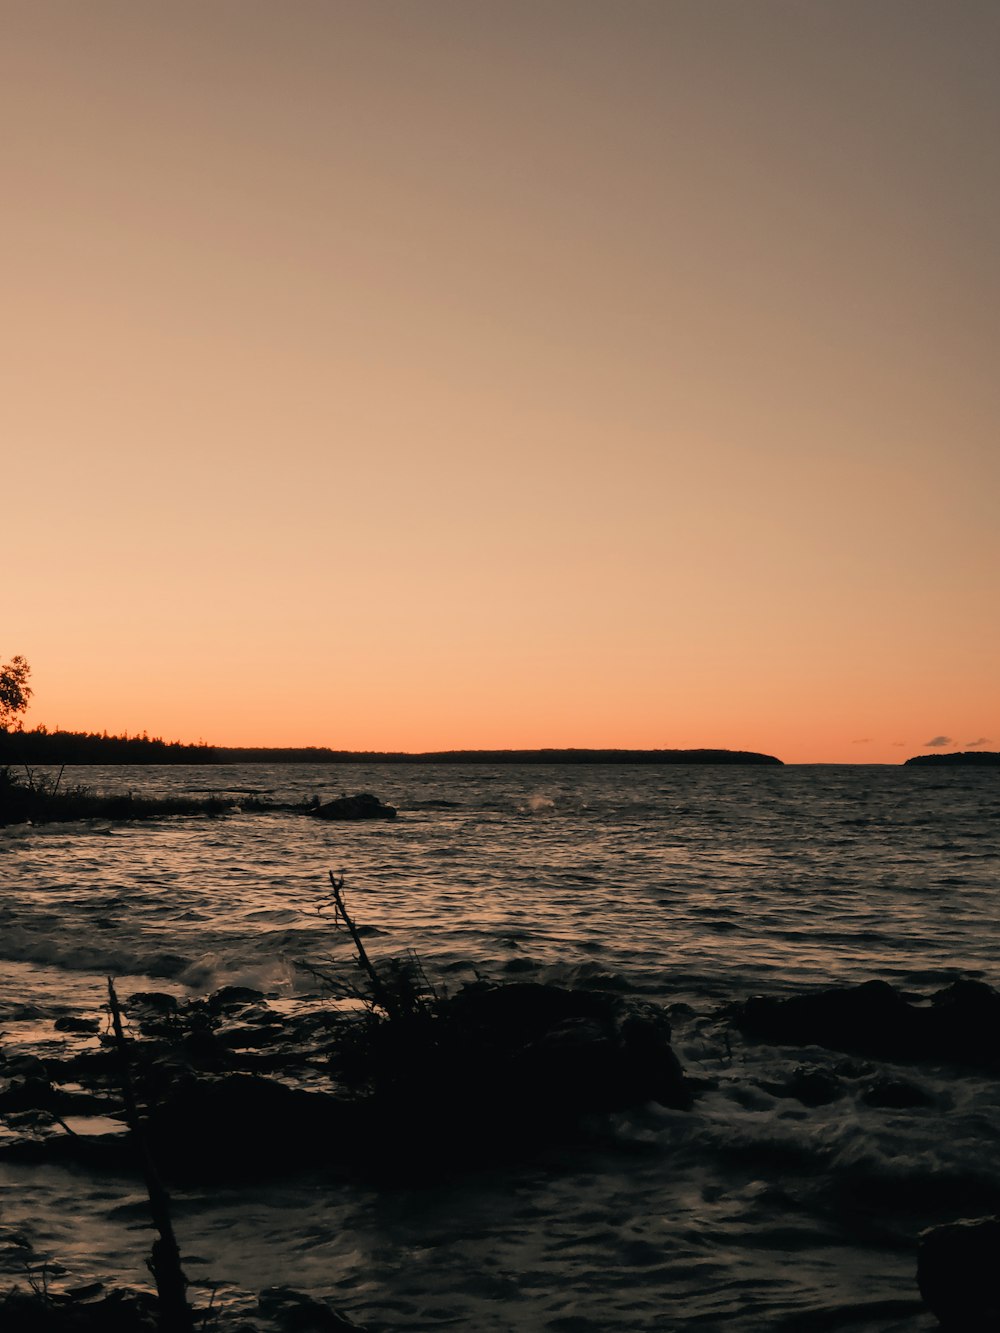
[107,977,193,1333]
[312,872,440,1023]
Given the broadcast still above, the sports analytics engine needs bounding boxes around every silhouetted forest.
[0,727,216,764]
[904,751,1000,765]
[0,729,782,766]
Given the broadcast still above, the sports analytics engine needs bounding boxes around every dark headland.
[904,751,1000,766]
[0,729,782,765]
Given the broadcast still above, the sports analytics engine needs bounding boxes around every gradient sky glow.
[4,1,998,762]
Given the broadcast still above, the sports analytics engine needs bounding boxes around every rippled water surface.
[2,763,998,1330]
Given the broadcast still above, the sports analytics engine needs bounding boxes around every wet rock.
[434,983,691,1115]
[258,1285,366,1330]
[918,1215,1000,1328]
[862,1076,934,1109]
[215,1020,286,1050]
[1,1054,49,1079]
[0,1075,53,1113]
[444,980,622,1042]
[772,1065,843,1107]
[206,985,267,1012]
[311,793,397,821]
[0,1073,118,1117]
[142,1073,363,1179]
[732,978,1000,1070]
[3,1107,61,1134]
[54,1016,101,1034]
[125,991,178,1016]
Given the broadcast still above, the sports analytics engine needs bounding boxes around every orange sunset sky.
[4,2,998,764]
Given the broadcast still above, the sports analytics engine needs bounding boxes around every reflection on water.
[1,764,997,1003]
[0,763,996,1330]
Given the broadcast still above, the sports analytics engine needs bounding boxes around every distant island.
[0,729,783,766]
[904,751,1000,766]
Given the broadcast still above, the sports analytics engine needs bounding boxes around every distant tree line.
[0,726,219,765]
[0,732,783,766]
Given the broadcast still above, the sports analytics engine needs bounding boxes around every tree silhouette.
[0,655,32,730]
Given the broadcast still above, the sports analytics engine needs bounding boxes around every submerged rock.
[311,793,397,821]
[861,1076,935,1109]
[258,1286,366,1331]
[770,1065,843,1107]
[918,1215,1000,1328]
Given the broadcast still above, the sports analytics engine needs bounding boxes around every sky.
[3,1,998,763]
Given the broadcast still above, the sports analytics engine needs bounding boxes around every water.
[1,763,998,1329]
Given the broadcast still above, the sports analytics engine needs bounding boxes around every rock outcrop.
[311,793,397,820]
[732,978,1000,1071]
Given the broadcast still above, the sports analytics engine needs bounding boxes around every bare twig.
[320,872,397,1014]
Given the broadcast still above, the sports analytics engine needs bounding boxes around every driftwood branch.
[107,978,193,1333]
[323,871,391,1010]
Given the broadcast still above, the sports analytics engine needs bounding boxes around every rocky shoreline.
[5,966,1000,1328]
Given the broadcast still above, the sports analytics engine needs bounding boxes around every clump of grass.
[0,766,240,827]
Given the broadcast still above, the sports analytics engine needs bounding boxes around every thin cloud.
[965,737,991,748]
[923,735,953,748]
[851,738,873,744]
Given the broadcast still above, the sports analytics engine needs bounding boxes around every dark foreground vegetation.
[0,767,259,827]
[0,768,397,827]
[0,876,691,1330]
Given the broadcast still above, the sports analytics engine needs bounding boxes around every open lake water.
[1,763,998,1330]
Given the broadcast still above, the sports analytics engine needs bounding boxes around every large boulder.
[437,982,692,1115]
[311,793,396,821]
[918,1216,1000,1328]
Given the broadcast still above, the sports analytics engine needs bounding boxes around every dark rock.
[0,1075,53,1113]
[0,1074,118,1117]
[862,1077,934,1109]
[258,1285,365,1330]
[438,983,690,1114]
[772,1065,843,1107]
[311,793,397,821]
[918,1215,1000,1327]
[443,981,622,1044]
[215,1021,285,1050]
[732,978,1000,1071]
[1,1054,48,1079]
[142,1074,363,1179]
[54,1015,101,1034]
[206,985,267,1012]
[125,991,178,1015]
